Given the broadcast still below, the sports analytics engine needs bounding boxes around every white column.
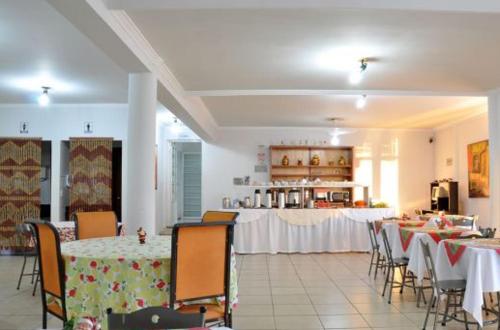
[488,89,500,230]
[126,73,157,234]
[50,141,61,222]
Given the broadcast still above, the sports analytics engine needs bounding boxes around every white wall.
[434,111,489,226]
[203,127,435,215]
[0,104,128,222]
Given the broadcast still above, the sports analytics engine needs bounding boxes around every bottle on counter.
[278,189,286,209]
[254,189,261,208]
[222,197,232,209]
[264,189,273,208]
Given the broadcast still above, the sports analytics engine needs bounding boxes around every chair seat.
[392,258,409,266]
[177,304,224,321]
[437,279,467,291]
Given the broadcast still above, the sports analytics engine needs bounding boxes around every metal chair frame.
[366,221,385,279]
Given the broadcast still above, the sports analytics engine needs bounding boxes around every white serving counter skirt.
[234,208,395,254]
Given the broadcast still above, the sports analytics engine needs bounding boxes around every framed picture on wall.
[467,140,489,198]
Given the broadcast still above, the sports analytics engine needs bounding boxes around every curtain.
[69,138,113,219]
[0,138,41,251]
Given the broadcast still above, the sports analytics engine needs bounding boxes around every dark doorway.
[112,141,122,221]
[40,141,51,220]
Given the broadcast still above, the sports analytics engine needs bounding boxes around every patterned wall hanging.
[0,138,41,251]
[69,138,113,219]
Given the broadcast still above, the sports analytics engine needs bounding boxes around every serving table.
[61,236,238,328]
[233,208,394,254]
[435,238,500,326]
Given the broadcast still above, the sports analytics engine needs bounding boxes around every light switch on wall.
[446,158,453,166]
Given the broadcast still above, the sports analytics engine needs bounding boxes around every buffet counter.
[233,208,395,254]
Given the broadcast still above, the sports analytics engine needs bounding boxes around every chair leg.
[374,252,380,279]
[433,293,442,330]
[42,309,47,329]
[422,294,435,330]
[31,255,37,284]
[441,293,451,326]
[32,272,39,296]
[400,266,406,294]
[410,272,417,295]
[368,250,375,276]
[382,266,390,297]
[16,253,28,290]
[388,267,395,304]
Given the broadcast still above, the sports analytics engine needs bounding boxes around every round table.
[62,236,172,325]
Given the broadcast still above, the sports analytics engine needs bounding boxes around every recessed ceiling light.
[356,95,367,109]
[349,59,368,85]
[38,86,50,107]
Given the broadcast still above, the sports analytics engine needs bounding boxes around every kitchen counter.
[232,207,395,254]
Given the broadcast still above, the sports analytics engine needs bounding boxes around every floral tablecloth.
[61,236,238,328]
[435,238,500,326]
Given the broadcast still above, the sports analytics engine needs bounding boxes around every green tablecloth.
[61,236,238,326]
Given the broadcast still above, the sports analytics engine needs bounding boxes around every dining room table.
[385,226,472,283]
[435,238,500,327]
[60,235,238,329]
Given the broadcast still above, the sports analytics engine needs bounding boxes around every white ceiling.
[128,8,500,93]
[120,5,495,128]
[0,0,128,103]
[203,95,486,128]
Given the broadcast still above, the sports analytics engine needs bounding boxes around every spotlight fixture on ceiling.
[38,86,50,107]
[348,58,368,85]
[356,95,367,109]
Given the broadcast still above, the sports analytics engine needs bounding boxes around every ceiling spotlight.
[356,95,367,109]
[38,86,50,107]
[348,58,368,85]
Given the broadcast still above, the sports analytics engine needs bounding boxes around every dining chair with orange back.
[74,211,118,240]
[27,220,67,329]
[169,221,234,327]
[201,211,239,223]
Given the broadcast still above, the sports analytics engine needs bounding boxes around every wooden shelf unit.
[269,145,354,182]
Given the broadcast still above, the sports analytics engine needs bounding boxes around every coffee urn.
[278,189,286,209]
[254,189,261,208]
[264,189,273,208]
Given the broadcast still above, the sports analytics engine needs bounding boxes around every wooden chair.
[75,211,118,240]
[201,211,239,223]
[107,306,206,330]
[169,222,234,327]
[27,220,67,329]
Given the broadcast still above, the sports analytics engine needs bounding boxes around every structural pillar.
[488,89,500,230]
[125,73,157,234]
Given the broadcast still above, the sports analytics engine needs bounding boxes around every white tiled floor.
[0,253,498,329]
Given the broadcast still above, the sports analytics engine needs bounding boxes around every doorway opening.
[170,141,202,222]
[40,141,51,220]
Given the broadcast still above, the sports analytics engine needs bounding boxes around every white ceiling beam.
[105,0,500,13]
[186,89,488,97]
[72,0,219,142]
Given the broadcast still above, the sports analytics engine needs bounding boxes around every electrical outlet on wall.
[446,158,453,166]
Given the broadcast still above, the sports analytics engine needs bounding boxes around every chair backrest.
[414,209,423,216]
[380,228,394,266]
[420,241,440,291]
[478,227,497,238]
[382,217,399,221]
[366,221,378,251]
[16,222,35,249]
[27,220,66,318]
[450,215,476,230]
[202,211,239,223]
[75,211,118,240]
[170,222,234,306]
[107,306,206,330]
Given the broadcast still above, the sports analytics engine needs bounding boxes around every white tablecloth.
[435,240,500,326]
[233,208,395,254]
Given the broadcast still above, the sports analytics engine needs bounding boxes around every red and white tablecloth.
[435,238,500,326]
